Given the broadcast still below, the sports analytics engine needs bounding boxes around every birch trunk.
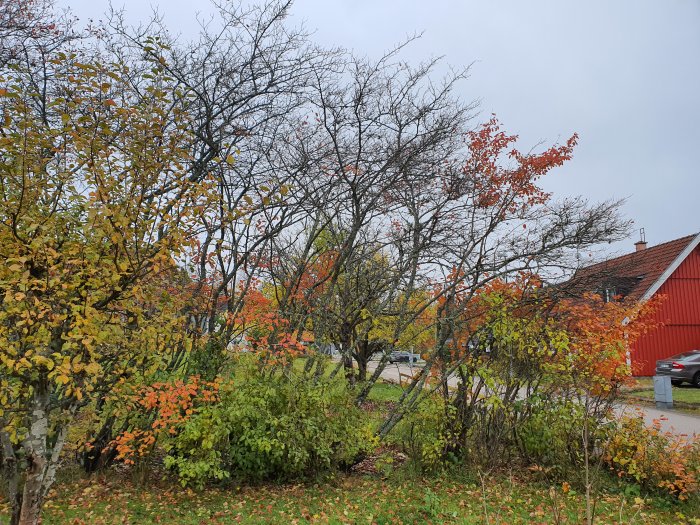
[17,380,49,525]
[13,377,70,525]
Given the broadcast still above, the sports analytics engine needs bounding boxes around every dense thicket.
[2,2,692,524]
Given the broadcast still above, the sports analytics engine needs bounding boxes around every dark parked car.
[655,350,700,387]
[388,351,417,364]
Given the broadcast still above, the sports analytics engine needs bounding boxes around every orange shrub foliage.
[552,293,663,389]
[604,414,700,500]
[431,271,662,398]
[433,271,543,361]
[228,279,305,365]
[110,376,220,464]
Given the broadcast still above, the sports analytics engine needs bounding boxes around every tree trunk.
[356,357,367,382]
[340,325,355,385]
[82,416,119,473]
[355,352,390,405]
[1,423,21,525]
[342,353,355,385]
[18,457,45,525]
[16,381,49,525]
[354,338,376,383]
[14,378,69,525]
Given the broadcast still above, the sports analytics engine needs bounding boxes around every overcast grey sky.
[60,0,700,255]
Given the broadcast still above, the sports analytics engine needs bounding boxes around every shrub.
[109,375,222,482]
[394,394,451,472]
[516,397,589,474]
[396,393,594,475]
[603,414,700,500]
[162,366,376,487]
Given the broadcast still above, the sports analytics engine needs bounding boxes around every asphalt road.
[368,361,700,437]
[614,403,699,437]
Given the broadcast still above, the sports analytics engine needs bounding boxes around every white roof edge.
[639,232,700,302]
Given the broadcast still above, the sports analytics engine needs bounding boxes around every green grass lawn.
[3,471,697,525]
[366,381,404,403]
[625,378,700,405]
[628,387,700,405]
[290,356,404,404]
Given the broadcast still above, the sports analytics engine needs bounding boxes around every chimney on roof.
[635,228,647,252]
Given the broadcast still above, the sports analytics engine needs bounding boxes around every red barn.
[573,233,700,376]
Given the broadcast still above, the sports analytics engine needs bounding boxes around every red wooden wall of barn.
[631,245,700,376]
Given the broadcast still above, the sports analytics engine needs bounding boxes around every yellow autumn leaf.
[84,362,101,376]
[32,356,54,370]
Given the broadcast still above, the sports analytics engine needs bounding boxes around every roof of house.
[569,233,700,302]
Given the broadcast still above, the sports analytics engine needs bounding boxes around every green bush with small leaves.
[516,397,589,473]
[162,365,376,487]
[393,394,451,472]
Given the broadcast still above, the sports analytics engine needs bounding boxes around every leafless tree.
[105,1,341,374]
[0,0,78,68]
[263,44,476,380]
